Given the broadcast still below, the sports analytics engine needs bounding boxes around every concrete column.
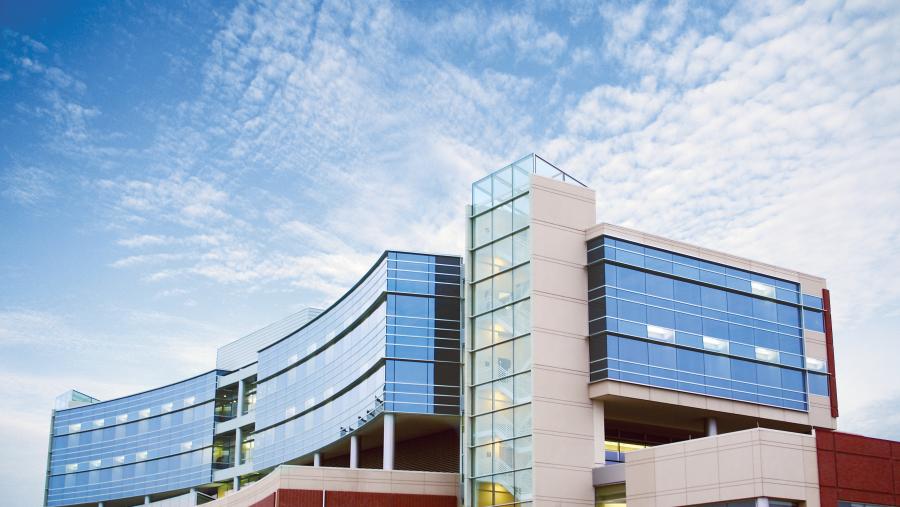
[350,435,359,469]
[189,488,196,507]
[98,503,104,507]
[592,400,605,466]
[706,417,718,436]
[313,452,321,467]
[144,496,150,505]
[236,379,245,416]
[756,497,770,507]
[234,426,243,467]
[383,413,395,470]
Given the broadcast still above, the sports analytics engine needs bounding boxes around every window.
[751,281,776,298]
[493,271,512,308]
[674,280,701,305]
[473,176,492,214]
[474,246,492,280]
[493,237,512,273]
[803,309,825,332]
[617,267,645,292]
[512,265,530,301]
[493,341,513,379]
[493,204,513,238]
[645,273,673,299]
[701,287,727,310]
[493,305,513,344]
[703,336,729,353]
[512,229,530,265]
[805,357,827,372]
[802,294,824,309]
[474,315,492,349]
[809,373,829,396]
[647,324,675,342]
[474,349,491,384]
[512,195,529,230]
[474,213,491,247]
[755,346,779,363]
[492,168,513,204]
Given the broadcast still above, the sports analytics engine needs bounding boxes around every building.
[45,251,463,507]
[45,155,899,507]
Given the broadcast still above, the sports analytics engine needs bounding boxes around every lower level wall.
[249,489,456,507]
[205,466,458,507]
[623,427,820,507]
[816,429,900,507]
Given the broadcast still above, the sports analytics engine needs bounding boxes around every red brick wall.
[275,489,456,507]
[250,493,276,507]
[816,430,900,506]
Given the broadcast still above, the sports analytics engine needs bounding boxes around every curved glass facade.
[44,250,461,506]
[46,371,221,506]
[251,251,461,470]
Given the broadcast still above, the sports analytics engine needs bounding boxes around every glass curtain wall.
[469,156,534,507]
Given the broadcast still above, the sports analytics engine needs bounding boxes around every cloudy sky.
[1,0,899,504]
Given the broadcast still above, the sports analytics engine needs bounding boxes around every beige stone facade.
[530,175,597,506]
[623,428,821,507]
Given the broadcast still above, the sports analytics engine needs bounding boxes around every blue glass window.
[802,294,824,309]
[726,292,753,316]
[617,266,645,293]
[803,309,825,332]
[808,373,829,396]
[646,273,674,299]
[701,287,727,310]
[587,236,807,412]
[674,280,700,305]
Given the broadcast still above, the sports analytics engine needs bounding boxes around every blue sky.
[2,0,899,504]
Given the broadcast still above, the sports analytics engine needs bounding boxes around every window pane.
[513,195,530,230]
[514,436,533,469]
[494,408,514,441]
[493,271,513,308]
[473,413,491,445]
[512,156,532,195]
[515,469,533,500]
[474,279,492,314]
[475,245,492,281]
[808,373,829,395]
[491,237,512,274]
[514,300,531,336]
[803,309,825,332]
[494,341,514,379]
[474,349,492,384]
[513,229,530,266]
[474,314,492,349]
[514,335,532,373]
[493,204,513,239]
[474,213,492,247]
[493,167,513,204]
[514,371,532,404]
[494,377,514,410]
[475,384,493,414]
[513,265,531,302]
[473,177,492,215]
[493,306,513,343]
[514,404,531,437]
[474,445,492,476]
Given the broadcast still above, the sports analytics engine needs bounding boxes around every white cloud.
[1,166,56,205]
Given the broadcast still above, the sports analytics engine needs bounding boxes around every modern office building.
[45,155,899,507]
[45,251,463,507]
